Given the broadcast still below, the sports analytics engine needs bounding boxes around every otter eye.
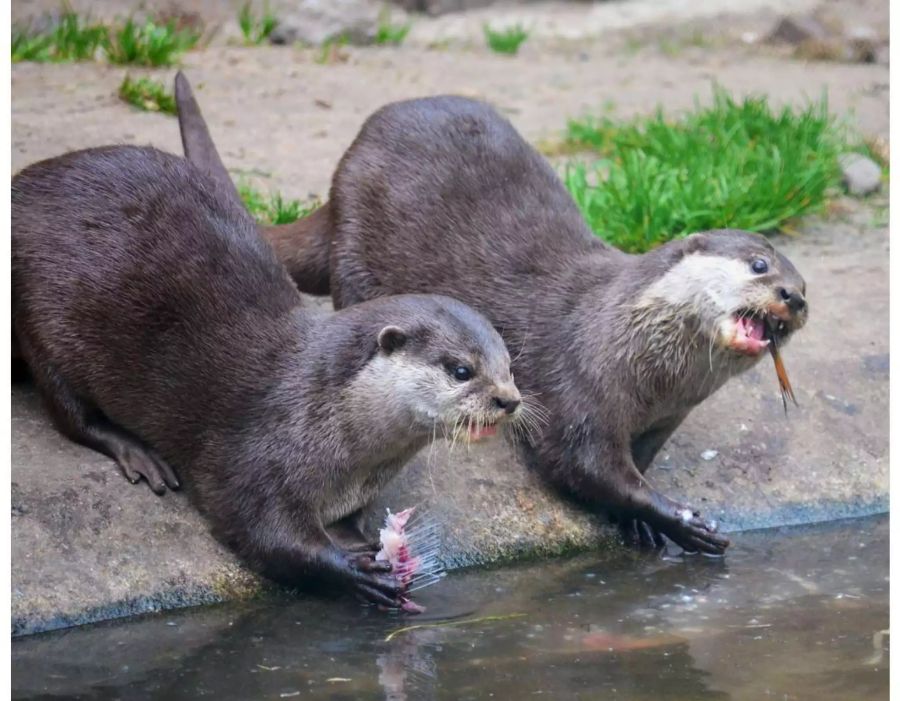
[450,365,472,382]
[751,259,768,274]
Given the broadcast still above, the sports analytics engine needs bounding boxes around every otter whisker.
[518,400,550,429]
[511,405,542,446]
[425,419,438,469]
[511,330,531,364]
[449,415,463,455]
[425,419,439,496]
[522,400,550,425]
[510,417,530,447]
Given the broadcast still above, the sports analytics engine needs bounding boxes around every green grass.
[118,75,177,115]
[12,10,200,65]
[562,89,862,253]
[315,35,349,64]
[238,182,319,225]
[238,3,278,45]
[374,12,411,46]
[12,10,108,62]
[483,23,529,55]
[106,17,200,66]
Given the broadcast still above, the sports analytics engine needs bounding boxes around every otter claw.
[619,518,666,550]
[355,554,392,574]
[118,447,179,495]
[355,583,402,609]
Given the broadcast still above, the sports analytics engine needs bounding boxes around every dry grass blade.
[384,613,527,643]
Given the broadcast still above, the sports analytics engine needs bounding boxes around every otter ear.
[682,232,709,255]
[377,326,407,354]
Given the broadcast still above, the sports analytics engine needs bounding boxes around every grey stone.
[12,218,888,637]
[766,15,828,45]
[268,0,386,46]
[391,0,497,16]
[839,153,882,196]
[845,26,880,63]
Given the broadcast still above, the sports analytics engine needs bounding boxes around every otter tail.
[265,206,334,295]
[174,71,333,295]
[174,71,243,210]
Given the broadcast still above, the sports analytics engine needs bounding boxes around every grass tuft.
[238,3,278,45]
[374,12,411,46]
[563,88,864,253]
[483,23,529,55]
[118,75,177,115]
[106,17,200,66]
[238,182,319,225]
[12,10,107,62]
[12,10,200,65]
[315,35,349,64]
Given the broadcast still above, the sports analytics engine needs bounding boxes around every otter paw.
[350,569,404,609]
[353,553,392,574]
[664,509,730,556]
[117,446,180,495]
[344,540,383,554]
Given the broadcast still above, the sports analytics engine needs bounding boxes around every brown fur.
[11,145,519,605]
[176,77,808,554]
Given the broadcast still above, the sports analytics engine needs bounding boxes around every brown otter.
[176,78,808,555]
[12,145,522,606]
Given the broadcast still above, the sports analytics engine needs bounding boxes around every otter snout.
[492,384,522,418]
[766,284,808,337]
[777,286,806,315]
[494,396,521,414]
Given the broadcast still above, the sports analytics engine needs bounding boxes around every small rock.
[700,449,718,461]
[394,0,494,16]
[268,0,386,46]
[845,25,878,44]
[838,153,882,196]
[766,16,828,46]
[845,26,880,63]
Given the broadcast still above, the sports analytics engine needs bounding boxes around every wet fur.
[177,82,807,553]
[11,145,515,600]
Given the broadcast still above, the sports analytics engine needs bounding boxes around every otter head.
[372,299,523,444]
[639,229,808,359]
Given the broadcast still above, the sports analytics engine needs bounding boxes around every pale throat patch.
[637,254,755,313]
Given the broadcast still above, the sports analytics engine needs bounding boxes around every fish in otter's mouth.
[727,311,798,412]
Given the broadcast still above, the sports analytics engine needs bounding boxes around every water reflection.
[13,516,888,700]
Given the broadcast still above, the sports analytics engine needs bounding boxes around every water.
[13,516,888,700]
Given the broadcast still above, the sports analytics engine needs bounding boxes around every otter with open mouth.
[12,145,523,608]
[175,80,808,555]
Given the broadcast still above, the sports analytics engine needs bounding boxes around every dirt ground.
[11,0,889,201]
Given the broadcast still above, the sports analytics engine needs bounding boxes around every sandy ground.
[12,0,889,201]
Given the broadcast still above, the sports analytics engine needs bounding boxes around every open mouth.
[467,422,498,441]
[727,312,789,356]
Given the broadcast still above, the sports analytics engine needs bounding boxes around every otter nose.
[494,396,521,415]
[778,287,806,313]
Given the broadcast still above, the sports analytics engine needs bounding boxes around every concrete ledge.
[12,215,888,637]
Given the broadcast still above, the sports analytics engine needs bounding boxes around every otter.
[176,77,808,555]
[12,145,521,607]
